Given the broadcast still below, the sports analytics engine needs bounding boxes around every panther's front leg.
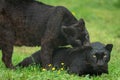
[41,40,54,69]
[40,15,60,69]
[40,6,71,69]
[2,45,14,69]
[1,30,14,69]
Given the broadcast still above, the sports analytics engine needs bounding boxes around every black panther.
[16,42,113,76]
[0,0,90,69]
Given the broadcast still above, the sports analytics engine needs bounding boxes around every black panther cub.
[16,42,113,76]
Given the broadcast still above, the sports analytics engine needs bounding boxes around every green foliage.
[0,0,120,79]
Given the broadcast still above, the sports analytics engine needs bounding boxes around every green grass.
[0,0,120,80]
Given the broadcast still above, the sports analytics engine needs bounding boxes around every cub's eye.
[93,55,96,58]
[104,55,107,58]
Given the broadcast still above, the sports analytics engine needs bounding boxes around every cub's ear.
[105,44,113,52]
[62,26,76,37]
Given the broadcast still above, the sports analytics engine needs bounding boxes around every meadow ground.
[0,0,120,80]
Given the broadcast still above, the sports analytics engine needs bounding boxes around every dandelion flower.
[60,68,64,71]
[52,67,55,71]
[48,64,52,67]
[61,62,64,65]
[42,68,46,71]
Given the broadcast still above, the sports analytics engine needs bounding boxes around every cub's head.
[62,18,90,47]
[87,42,113,73]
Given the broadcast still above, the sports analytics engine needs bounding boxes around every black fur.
[0,0,90,68]
[16,42,113,76]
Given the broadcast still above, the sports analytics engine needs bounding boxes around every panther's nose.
[97,65,103,68]
[97,60,104,67]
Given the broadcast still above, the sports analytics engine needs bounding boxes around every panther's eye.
[93,55,96,58]
[104,55,107,58]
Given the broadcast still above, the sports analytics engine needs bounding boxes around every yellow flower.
[48,64,52,67]
[60,68,64,71]
[42,68,46,71]
[61,62,64,65]
[52,67,55,71]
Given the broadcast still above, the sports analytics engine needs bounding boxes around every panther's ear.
[79,18,85,26]
[62,26,76,37]
[75,18,85,30]
[105,44,113,52]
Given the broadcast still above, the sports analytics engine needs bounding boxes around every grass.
[0,0,120,80]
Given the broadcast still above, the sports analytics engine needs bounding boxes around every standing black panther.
[0,0,90,69]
